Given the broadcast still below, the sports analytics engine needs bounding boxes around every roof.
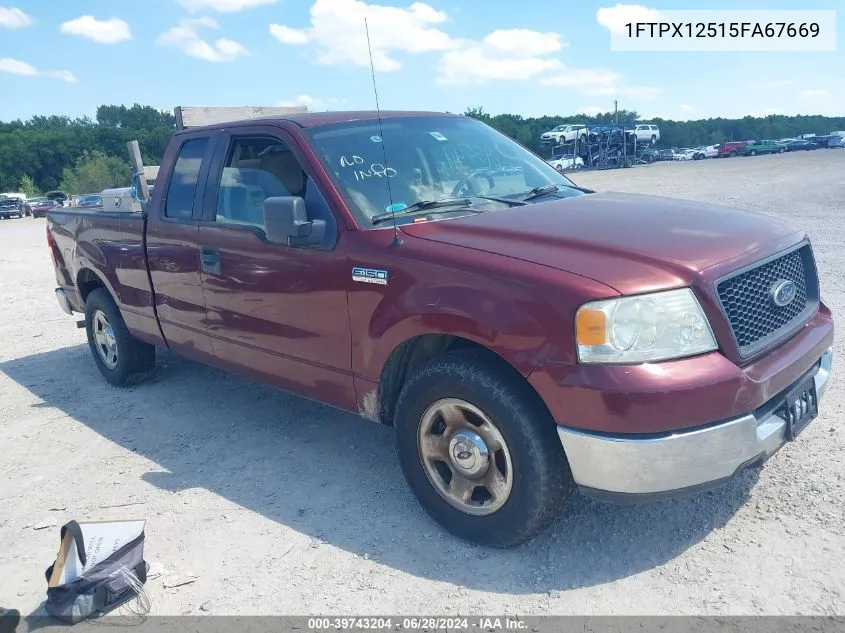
[175,110,461,134]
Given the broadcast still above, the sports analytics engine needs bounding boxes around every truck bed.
[48,208,164,347]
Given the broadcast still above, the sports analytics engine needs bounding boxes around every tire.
[651,135,657,144]
[729,151,737,158]
[394,349,573,548]
[645,154,654,164]
[579,134,587,145]
[779,148,785,153]
[749,150,757,156]
[85,288,155,386]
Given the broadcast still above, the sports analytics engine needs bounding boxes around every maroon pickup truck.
[47,111,833,547]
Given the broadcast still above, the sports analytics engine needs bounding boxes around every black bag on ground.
[44,521,148,624]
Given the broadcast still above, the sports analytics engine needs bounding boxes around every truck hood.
[401,192,804,295]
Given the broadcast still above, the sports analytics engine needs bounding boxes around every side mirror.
[263,196,325,247]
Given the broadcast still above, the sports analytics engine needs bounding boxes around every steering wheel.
[450,170,495,197]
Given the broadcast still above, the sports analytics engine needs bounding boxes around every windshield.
[306,116,584,228]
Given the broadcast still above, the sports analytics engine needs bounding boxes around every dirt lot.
[1,150,843,616]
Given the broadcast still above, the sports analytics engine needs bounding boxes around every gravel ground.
[1,150,843,616]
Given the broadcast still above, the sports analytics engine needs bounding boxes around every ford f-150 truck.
[47,111,834,547]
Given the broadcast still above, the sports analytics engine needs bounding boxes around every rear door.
[145,133,217,361]
[195,125,356,411]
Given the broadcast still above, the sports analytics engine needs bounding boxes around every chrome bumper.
[558,348,833,500]
[55,288,73,315]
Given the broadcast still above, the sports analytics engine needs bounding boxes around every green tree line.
[2,103,844,194]
[0,104,174,194]
[464,107,845,156]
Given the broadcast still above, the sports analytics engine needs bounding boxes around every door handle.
[199,246,221,274]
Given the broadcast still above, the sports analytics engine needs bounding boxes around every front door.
[196,128,356,411]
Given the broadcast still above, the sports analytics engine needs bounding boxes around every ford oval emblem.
[771,280,797,307]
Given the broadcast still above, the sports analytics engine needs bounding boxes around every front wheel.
[85,288,155,386]
[394,350,573,548]
[779,148,785,153]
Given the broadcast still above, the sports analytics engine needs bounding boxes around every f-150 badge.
[352,267,388,285]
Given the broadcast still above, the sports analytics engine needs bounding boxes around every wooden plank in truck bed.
[174,106,309,130]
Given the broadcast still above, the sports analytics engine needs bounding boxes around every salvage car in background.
[786,139,820,151]
[0,195,27,219]
[547,156,584,171]
[29,199,57,218]
[76,194,104,209]
[738,140,787,156]
[718,141,748,157]
[628,124,660,144]
[540,124,587,146]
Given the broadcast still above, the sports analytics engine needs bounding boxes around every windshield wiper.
[520,184,560,201]
[371,198,480,225]
[519,183,594,202]
[472,194,528,207]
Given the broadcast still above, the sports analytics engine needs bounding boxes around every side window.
[214,136,337,247]
[165,138,208,220]
[215,137,307,229]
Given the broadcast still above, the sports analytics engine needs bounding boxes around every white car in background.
[540,124,588,145]
[692,145,719,159]
[673,148,696,161]
[547,156,584,171]
[628,124,660,144]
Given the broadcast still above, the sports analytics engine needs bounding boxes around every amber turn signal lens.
[576,308,607,346]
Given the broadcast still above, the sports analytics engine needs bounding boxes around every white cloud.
[277,94,348,110]
[269,0,456,72]
[269,24,311,45]
[596,4,664,35]
[157,18,249,62]
[177,0,277,12]
[270,0,645,95]
[0,6,33,28]
[482,29,565,56]
[0,57,77,82]
[438,46,563,85]
[799,89,829,98]
[60,16,132,44]
[539,66,661,99]
[437,28,567,84]
[680,104,695,112]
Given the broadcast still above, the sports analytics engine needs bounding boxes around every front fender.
[352,276,567,381]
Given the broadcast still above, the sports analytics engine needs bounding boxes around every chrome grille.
[716,245,817,356]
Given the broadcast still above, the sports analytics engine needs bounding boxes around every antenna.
[364,17,402,246]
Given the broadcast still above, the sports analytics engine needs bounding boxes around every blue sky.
[0,0,842,122]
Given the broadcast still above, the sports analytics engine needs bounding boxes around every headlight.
[575,288,717,363]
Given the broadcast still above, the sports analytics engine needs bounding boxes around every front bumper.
[558,347,832,502]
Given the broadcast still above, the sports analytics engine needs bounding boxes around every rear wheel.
[779,147,785,153]
[729,151,737,158]
[85,288,155,386]
[749,150,757,156]
[394,350,573,548]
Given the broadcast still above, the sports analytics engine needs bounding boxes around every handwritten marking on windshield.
[354,163,398,181]
[340,155,364,167]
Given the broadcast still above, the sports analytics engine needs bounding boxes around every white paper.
[57,520,145,584]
